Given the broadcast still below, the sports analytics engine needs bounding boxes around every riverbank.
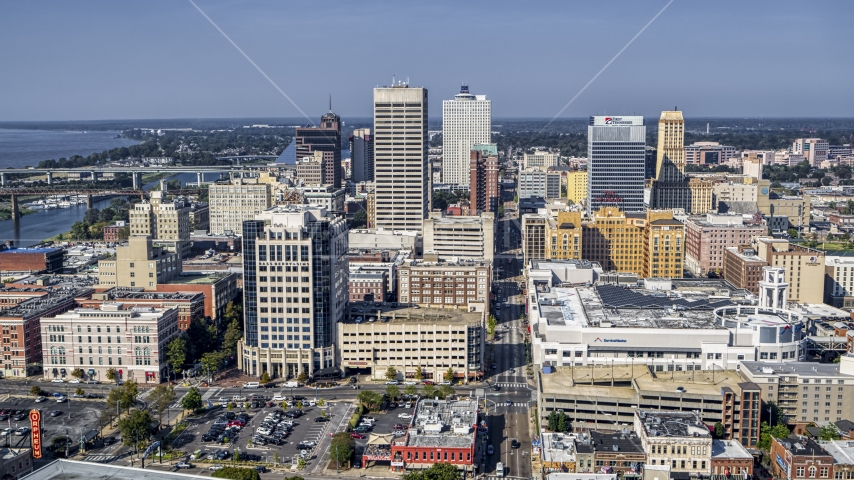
[0,206,36,221]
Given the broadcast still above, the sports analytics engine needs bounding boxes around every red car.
[422,381,435,385]
[350,433,365,439]
[228,420,246,427]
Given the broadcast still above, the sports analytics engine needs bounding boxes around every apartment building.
[350,128,374,183]
[129,190,191,258]
[238,205,348,379]
[722,246,769,295]
[397,259,491,310]
[635,411,713,475]
[753,237,825,303]
[793,138,829,167]
[524,149,559,169]
[97,236,181,291]
[469,149,499,214]
[40,303,180,384]
[442,85,491,186]
[349,268,388,303]
[338,305,483,381]
[295,151,325,186]
[825,255,854,307]
[422,212,494,262]
[0,291,79,378]
[518,169,561,200]
[208,178,272,235]
[684,214,767,276]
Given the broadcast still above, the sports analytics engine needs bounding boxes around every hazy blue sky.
[1,1,852,121]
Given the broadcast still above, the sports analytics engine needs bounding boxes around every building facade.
[422,212,494,262]
[348,268,388,303]
[97,236,181,290]
[753,238,825,304]
[469,150,499,214]
[524,150,560,169]
[566,170,588,205]
[770,436,833,480]
[518,169,561,200]
[635,411,712,475]
[0,247,63,274]
[40,304,180,384]
[684,142,739,165]
[825,255,854,307]
[295,110,342,188]
[442,86,491,186]
[238,205,348,379]
[350,128,374,183]
[684,215,767,276]
[793,138,829,167]
[587,116,646,214]
[722,246,769,295]
[397,260,491,310]
[373,84,429,232]
[208,179,272,235]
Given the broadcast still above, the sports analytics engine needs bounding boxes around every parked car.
[209,465,225,471]
[487,445,494,455]
[68,379,80,384]
[35,396,46,403]
[398,413,412,419]
[385,381,399,385]
[51,378,64,383]
[50,410,62,417]
[393,424,407,430]
[350,433,365,439]
[314,416,328,422]
[175,462,193,469]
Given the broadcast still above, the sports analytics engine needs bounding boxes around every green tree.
[166,336,187,380]
[351,210,367,229]
[70,368,84,380]
[297,371,309,384]
[83,208,100,225]
[414,366,423,381]
[201,350,225,381]
[818,424,841,441]
[385,366,398,381]
[117,409,155,447]
[116,226,130,241]
[386,385,400,400]
[556,411,569,432]
[149,385,177,427]
[401,462,460,480]
[443,367,455,382]
[357,390,383,409]
[222,318,243,356]
[29,386,42,397]
[329,432,354,466]
[180,386,203,411]
[404,385,418,397]
[75,387,84,396]
[437,385,455,399]
[486,315,497,336]
[829,201,837,210]
[70,221,89,240]
[105,367,117,382]
[421,384,436,398]
[210,466,260,480]
[714,422,725,438]
[260,371,271,384]
[107,379,139,413]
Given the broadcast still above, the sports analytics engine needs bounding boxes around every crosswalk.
[494,382,528,388]
[83,453,120,463]
[507,402,529,407]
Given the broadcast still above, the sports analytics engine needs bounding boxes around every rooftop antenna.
[329,94,332,112]
[393,72,397,86]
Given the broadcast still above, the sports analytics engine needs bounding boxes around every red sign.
[29,409,42,459]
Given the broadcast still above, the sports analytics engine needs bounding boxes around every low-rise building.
[684,214,766,276]
[770,435,833,480]
[825,255,854,308]
[300,184,346,212]
[710,439,754,477]
[0,247,64,274]
[40,303,180,384]
[78,288,205,331]
[0,448,33,478]
[348,268,388,303]
[157,272,239,323]
[635,410,712,475]
[103,222,127,243]
[338,305,484,381]
[422,212,494,262]
[722,246,769,295]
[389,399,479,476]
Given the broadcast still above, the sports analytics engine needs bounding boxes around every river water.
[0,128,139,169]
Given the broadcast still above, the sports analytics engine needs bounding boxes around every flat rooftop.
[0,290,78,319]
[711,439,753,460]
[540,433,578,463]
[343,305,481,325]
[22,460,211,480]
[404,399,478,449]
[776,436,830,457]
[740,361,845,378]
[821,439,854,464]
[163,273,232,285]
[637,411,710,438]
[97,287,202,301]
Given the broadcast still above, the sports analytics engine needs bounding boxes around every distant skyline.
[1,1,853,121]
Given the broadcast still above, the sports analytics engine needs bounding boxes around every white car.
[0,428,12,436]
[398,413,412,419]
[385,381,399,385]
[209,465,225,471]
[56,396,67,403]
[438,381,452,386]
[51,378,64,383]
[68,379,80,384]
[272,394,286,401]
[35,396,46,403]
[403,381,417,385]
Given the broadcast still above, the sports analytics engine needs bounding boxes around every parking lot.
[173,394,349,466]
[0,397,106,450]
[352,398,418,468]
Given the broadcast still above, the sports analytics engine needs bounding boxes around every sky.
[0,0,852,122]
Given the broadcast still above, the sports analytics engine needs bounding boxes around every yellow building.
[649,110,713,214]
[581,207,684,278]
[547,211,582,260]
[566,170,588,205]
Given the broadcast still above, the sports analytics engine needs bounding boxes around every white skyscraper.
[373,83,429,232]
[442,86,491,186]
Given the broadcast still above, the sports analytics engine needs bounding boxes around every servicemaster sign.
[591,116,644,126]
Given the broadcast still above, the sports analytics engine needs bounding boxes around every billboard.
[29,409,42,459]
[591,116,644,126]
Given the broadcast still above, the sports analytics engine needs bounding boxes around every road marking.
[201,388,221,401]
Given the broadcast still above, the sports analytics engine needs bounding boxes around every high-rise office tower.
[373,83,429,232]
[648,110,713,214]
[469,149,499,214]
[295,109,342,188]
[239,205,348,378]
[442,86,491,186]
[586,116,646,215]
[349,128,374,183]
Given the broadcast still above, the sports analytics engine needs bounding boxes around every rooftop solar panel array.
[595,284,733,310]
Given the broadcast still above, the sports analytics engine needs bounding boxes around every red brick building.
[0,290,80,378]
[156,272,238,324]
[684,216,766,277]
[389,399,479,476]
[349,268,388,303]
[0,247,64,274]
[770,436,833,480]
[103,222,127,242]
[711,439,754,477]
[828,213,854,231]
[78,288,205,331]
[470,151,499,215]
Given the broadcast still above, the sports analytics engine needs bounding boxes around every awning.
[60,368,67,375]
[51,368,58,375]
[88,369,96,375]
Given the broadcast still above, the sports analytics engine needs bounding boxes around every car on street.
[175,462,193,469]
[68,379,80,384]
[403,381,417,385]
[422,380,434,385]
[438,381,452,386]
[209,465,224,471]
[51,378,64,383]
[56,396,67,403]
[350,433,365,439]
[314,416,327,422]
[254,466,267,473]
[398,413,412,419]
[14,427,29,436]
[385,380,399,385]
[393,424,407,430]
[511,438,520,449]
[487,445,494,455]
[50,410,62,417]
[35,396,46,403]
[86,380,98,384]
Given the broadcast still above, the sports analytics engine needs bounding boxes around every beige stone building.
[397,259,491,310]
[208,178,272,234]
[295,150,325,186]
[635,411,713,475]
[523,149,559,169]
[98,236,181,290]
[129,190,191,258]
[422,212,494,262]
[752,237,824,303]
[338,305,484,381]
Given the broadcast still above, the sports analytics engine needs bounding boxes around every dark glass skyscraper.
[586,116,646,215]
[295,110,342,188]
